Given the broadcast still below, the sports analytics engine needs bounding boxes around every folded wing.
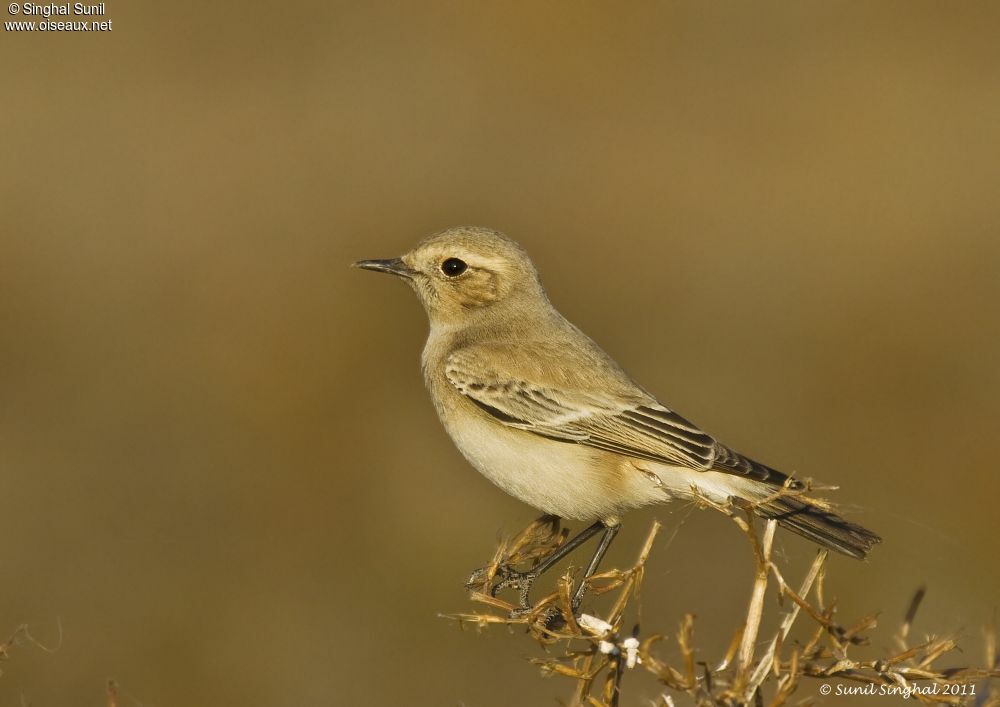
[445,343,796,487]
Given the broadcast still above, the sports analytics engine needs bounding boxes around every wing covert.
[444,345,719,470]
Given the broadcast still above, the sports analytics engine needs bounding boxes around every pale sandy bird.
[354,226,879,612]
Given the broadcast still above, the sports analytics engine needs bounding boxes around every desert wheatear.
[354,226,879,612]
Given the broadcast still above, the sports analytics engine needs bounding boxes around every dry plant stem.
[447,491,1000,707]
[736,516,777,686]
[746,549,828,695]
[985,621,998,673]
[571,522,662,707]
[572,652,599,707]
[897,585,927,652]
[609,522,659,627]
[0,622,62,677]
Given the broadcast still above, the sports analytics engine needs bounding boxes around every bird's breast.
[424,377,660,520]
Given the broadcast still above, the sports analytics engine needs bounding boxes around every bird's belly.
[441,410,656,521]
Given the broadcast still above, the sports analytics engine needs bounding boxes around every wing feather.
[446,346,715,470]
[444,344,801,487]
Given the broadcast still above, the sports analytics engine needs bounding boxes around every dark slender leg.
[571,523,620,610]
[489,520,605,609]
[528,520,604,576]
[486,519,625,616]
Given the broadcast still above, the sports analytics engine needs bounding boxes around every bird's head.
[353,226,547,327]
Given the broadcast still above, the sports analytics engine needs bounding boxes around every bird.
[353,226,880,614]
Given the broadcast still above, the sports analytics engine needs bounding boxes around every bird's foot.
[540,605,569,631]
[509,603,568,631]
[464,565,490,589]
[465,564,539,610]
[466,564,597,632]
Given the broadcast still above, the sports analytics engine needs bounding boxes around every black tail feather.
[754,496,881,560]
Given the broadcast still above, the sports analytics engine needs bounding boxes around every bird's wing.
[445,344,719,470]
[444,343,796,486]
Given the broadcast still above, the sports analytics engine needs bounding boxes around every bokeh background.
[2,1,998,705]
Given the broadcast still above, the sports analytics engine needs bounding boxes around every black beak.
[351,258,415,279]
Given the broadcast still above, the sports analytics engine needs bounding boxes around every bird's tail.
[753,495,881,560]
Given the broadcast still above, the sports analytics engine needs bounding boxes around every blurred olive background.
[2,1,999,705]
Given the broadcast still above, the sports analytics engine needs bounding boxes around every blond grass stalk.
[446,490,1000,706]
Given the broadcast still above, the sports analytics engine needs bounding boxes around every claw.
[465,519,619,621]
[464,566,491,589]
[540,606,567,631]
[509,604,567,629]
[492,567,538,607]
[466,563,540,608]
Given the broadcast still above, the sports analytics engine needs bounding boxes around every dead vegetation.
[448,501,1000,706]
[0,622,61,679]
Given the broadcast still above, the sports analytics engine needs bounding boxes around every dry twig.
[445,491,1000,706]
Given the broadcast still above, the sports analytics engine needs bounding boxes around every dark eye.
[441,257,468,277]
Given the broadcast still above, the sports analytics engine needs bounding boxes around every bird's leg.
[534,522,622,631]
[570,522,620,612]
[470,520,605,611]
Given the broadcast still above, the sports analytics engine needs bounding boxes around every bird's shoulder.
[444,334,648,405]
